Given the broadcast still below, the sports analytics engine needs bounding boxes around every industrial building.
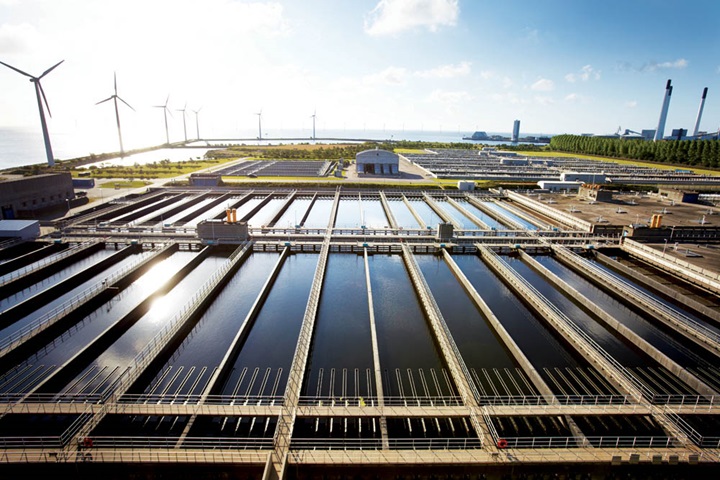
[0,173,75,219]
[0,182,718,479]
[356,148,400,175]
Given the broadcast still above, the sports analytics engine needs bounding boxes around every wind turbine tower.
[96,72,134,156]
[177,102,188,142]
[311,110,316,140]
[154,95,172,145]
[0,59,64,166]
[256,109,263,140]
[192,107,202,140]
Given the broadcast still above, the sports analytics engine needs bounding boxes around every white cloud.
[0,23,41,54]
[565,65,600,83]
[625,100,638,108]
[479,70,513,88]
[364,66,408,86]
[530,78,554,91]
[656,58,688,69]
[416,61,470,78]
[364,0,459,36]
[535,95,555,105]
[564,93,580,102]
[427,89,471,103]
[619,58,689,73]
[490,92,525,105]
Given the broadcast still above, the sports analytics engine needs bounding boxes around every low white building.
[356,149,399,175]
[537,181,583,192]
[560,171,607,184]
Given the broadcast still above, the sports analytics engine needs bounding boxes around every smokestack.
[692,87,708,138]
[654,79,672,142]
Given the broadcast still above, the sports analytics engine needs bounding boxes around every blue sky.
[0,0,718,147]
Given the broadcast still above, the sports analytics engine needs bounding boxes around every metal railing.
[86,436,274,449]
[479,246,652,401]
[558,246,720,349]
[624,239,720,283]
[0,242,173,356]
[106,242,253,402]
[290,437,482,450]
[0,241,92,287]
[491,435,678,450]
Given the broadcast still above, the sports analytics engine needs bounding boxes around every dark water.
[453,255,579,369]
[159,196,218,226]
[508,256,647,367]
[0,251,197,394]
[416,255,515,369]
[58,253,230,395]
[538,256,719,368]
[386,199,423,229]
[219,253,317,396]
[303,254,374,398]
[138,253,279,396]
[108,197,175,224]
[183,196,245,227]
[0,251,142,340]
[131,197,196,225]
[368,254,452,397]
[0,249,116,311]
[589,259,720,335]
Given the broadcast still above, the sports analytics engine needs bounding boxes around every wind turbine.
[192,107,202,140]
[310,109,316,140]
[0,59,64,166]
[153,95,172,145]
[177,102,188,142]
[255,109,263,140]
[96,72,134,156]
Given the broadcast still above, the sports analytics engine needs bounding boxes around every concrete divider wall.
[595,250,720,324]
[518,250,717,397]
[623,239,720,295]
[504,190,593,232]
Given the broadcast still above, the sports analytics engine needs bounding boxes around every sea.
[0,126,548,170]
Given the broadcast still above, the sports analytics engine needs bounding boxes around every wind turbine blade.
[0,60,33,78]
[38,81,52,118]
[113,72,118,95]
[96,96,114,105]
[39,59,64,79]
[118,97,135,111]
[164,95,170,107]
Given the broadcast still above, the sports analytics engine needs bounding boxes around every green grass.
[75,157,238,179]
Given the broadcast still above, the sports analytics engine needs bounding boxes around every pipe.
[693,87,708,138]
[654,79,672,142]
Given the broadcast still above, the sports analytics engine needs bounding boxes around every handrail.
[558,246,720,348]
[0,242,174,356]
[0,241,94,287]
[479,246,652,401]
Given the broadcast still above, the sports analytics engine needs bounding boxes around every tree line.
[550,135,720,169]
